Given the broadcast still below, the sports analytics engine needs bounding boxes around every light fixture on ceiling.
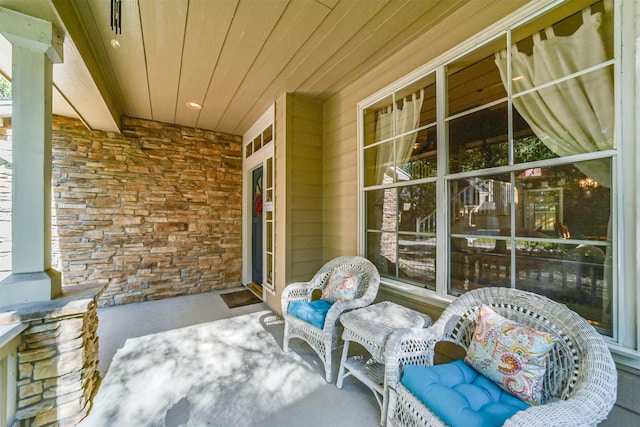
[185,101,203,110]
[110,39,120,48]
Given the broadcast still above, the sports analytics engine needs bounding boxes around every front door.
[252,167,263,285]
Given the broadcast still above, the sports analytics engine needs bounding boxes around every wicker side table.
[336,301,431,425]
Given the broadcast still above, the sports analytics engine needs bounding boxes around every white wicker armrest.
[281,273,330,314]
[505,352,618,427]
[384,325,444,388]
[505,397,605,427]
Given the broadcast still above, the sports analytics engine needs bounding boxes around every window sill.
[609,344,640,371]
[379,279,453,312]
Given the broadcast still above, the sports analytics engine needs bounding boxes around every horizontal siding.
[287,247,323,263]
[290,93,324,284]
[616,365,640,409]
[290,183,323,198]
[269,93,323,313]
[292,259,324,282]
[292,167,322,182]
[293,211,324,224]
[599,365,640,426]
[323,192,357,211]
[324,176,358,192]
[601,406,640,427]
[291,98,323,122]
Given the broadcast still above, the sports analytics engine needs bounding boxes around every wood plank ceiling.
[0,0,487,135]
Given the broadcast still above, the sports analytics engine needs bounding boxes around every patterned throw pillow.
[321,270,360,303]
[464,305,557,405]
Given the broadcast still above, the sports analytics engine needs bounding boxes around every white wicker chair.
[281,256,380,382]
[385,287,617,427]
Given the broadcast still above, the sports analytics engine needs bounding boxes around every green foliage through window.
[0,76,11,99]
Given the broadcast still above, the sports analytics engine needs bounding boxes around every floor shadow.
[164,397,190,427]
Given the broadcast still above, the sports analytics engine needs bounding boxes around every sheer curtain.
[395,90,425,180]
[373,91,424,272]
[374,90,425,185]
[494,5,613,185]
[494,2,613,327]
[374,106,393,186]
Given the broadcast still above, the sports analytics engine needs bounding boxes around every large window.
[363,73,438,290]
[361,0,617,338]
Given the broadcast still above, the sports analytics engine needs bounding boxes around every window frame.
[358,0,640,365]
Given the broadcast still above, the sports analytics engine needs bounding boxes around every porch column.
[0,7,63,305]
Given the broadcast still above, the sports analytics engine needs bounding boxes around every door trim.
[242,106,274,290]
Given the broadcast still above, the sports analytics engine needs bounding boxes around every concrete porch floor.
[92,288,381,427]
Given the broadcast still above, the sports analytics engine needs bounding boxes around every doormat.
[220,289,262,309]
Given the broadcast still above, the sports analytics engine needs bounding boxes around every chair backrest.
[434,287,616,407]
[313,256,380,303]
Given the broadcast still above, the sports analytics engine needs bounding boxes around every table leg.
[336,340,350,389]
[380,373,389,425]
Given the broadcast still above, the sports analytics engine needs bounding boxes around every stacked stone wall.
[13,300,99,426]
[51,116,243,306]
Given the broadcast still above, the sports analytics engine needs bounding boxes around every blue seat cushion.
[287,299,333,329]
[401,359,530,427]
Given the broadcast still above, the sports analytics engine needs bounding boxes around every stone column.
[0,7,63,305]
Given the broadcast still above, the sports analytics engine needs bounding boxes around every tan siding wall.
[601,365,640,426]
[289,94,324,283]
[266,93,323,314]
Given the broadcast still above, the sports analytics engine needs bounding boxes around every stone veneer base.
[0,284,103,427]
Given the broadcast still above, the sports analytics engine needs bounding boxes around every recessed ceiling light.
[185,101,203,110]
[110,39,120,48]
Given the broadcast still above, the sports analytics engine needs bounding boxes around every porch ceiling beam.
[0,6,63,63]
